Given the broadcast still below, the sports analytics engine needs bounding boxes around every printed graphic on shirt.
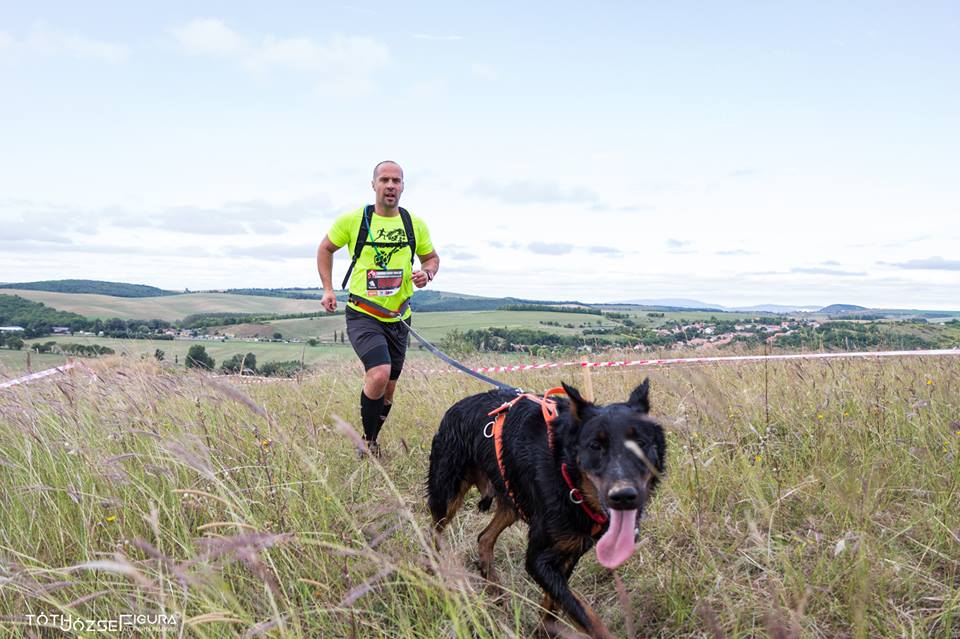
[366,269,403,297]
[371,228,409,269]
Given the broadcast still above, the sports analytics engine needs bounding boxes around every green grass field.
[1,335,555,380]
[0,338,354,380]
[625,310,762,328]
[3,289,324,321]
[222,310,627,343]
[1,353,957,637]
[223,309,781,340]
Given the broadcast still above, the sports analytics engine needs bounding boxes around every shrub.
[185,345,215,370]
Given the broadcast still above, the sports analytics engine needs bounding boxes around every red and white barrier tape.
[3,348,957,390]
[410,348,960,376]
[0,362,82,389]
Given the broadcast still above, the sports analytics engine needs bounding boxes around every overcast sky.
[1,2,958,309]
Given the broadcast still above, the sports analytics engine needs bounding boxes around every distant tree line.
[774,321,947,350]
[181,310,341,330]
[185,345,305,377]
[0,294,90,338]
[29,341,115,356]
[218,288,326,300]
[497,304,602,315]
[440,327,636,353]
[410,290,587,312]
[0,279,174,297]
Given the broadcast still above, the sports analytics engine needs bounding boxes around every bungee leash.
[346,294,521,393]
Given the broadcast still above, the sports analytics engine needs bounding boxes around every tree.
[273,332,283,340]
[221,352,257,374]
[185,345,215,370]
[259,360,303,377]
[307,338,318,347]
[154,349,165,361]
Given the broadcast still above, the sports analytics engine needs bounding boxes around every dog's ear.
[561,382,592,422]
[628,378,651,414]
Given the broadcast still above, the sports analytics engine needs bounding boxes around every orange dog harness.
[485,387,608,532]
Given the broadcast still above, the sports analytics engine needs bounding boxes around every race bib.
[366,269,403,297]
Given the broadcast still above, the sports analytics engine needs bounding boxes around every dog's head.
[559,378,666,568]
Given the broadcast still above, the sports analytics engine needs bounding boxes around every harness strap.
[347,294,410,319]
[491,411,526,520]
[486,388,608,532]
[561,463,609,532]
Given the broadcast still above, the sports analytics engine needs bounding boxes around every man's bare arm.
[317,235,342,312]
[412,250,440,289]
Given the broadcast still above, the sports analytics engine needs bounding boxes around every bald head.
[371,161,404,212]
[373,160,403,180]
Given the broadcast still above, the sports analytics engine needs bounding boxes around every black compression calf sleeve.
[380,401,392,424]
[360,391,384,442]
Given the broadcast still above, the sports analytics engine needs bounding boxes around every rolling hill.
[1,289,324,321]
[0,279,176,297]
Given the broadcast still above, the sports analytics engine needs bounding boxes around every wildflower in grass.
[817,414,824,421]
[106,515,117,523]
[927,379,933,385]
[754,454,762,463]
[261,439,272,448]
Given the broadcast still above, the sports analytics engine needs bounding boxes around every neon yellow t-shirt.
[327,206,434,322]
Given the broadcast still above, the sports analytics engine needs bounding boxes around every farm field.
[0,353,957,637]
[0,337,355,380]
[222,310,626,343]
[1,335,558,380]
[2,289,324,320]
[623,310,762,327]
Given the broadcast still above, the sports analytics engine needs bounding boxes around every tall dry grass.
[0,352,957,638]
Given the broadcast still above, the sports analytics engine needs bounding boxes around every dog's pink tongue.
[595,509,638,569]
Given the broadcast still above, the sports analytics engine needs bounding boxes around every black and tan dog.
[427,379,666,638]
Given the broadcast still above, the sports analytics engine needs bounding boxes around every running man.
[317,160,440,456]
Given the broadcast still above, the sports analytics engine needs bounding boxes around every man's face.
[372,163,404,209]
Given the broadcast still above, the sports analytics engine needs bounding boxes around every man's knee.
[364,365,391,395]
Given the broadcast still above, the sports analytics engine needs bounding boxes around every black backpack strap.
[341,205,374,290]
[340,205,417,289]
[399,207,416,265]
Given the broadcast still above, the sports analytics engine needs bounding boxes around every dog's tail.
[427,410,474,528]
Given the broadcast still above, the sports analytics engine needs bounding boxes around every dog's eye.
[589,440,604,452]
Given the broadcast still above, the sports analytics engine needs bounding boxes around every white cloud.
[529,242,573,256]
[171,18,246,57]
[0,26,128,63]
[467,178,601,206]
[882,256,960,271]
[223,243,318,260]
[0,194,335,241]
[792,267,866,277]
[171,19,389,93]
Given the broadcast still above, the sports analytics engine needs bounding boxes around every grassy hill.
[0,354,956,636]
[0,279,176,297]
[2,289,324,321]
[214,310,624,343]
[0,294,88,334]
